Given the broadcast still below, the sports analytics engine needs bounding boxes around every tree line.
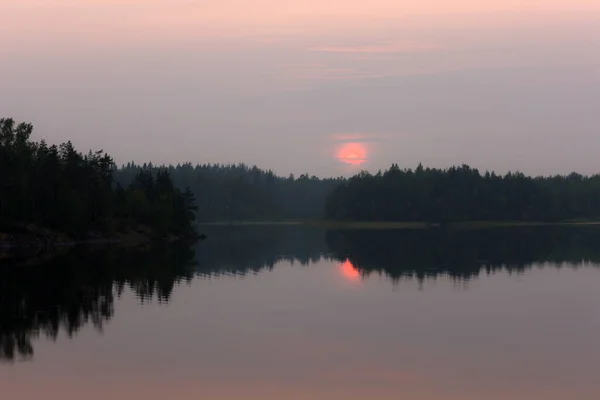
[0,118,197,238]
[6,117,600,227]
[326,164,600,222]
[116,162,343,222]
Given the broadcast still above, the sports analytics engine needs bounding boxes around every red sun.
[337,142,367,165]
[340,259,360,281]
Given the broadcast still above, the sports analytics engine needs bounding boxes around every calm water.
[2,226,600,399]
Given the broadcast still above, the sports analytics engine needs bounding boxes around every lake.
[2,225,600,399]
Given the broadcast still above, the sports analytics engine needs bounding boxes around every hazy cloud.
[269,63,387,91]
[310,41,438,54]
[332,133,394,143]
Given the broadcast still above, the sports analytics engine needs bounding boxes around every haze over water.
[2,1,600,176]
[2,226,600,399]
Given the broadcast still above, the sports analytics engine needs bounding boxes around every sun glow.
[340,259,360,281]
[337,142,367,165]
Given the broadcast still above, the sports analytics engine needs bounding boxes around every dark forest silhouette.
[116,163,343,222]
[6,118,600,227]
[0,118,197,240]
[326,164,600,222]
[117,163,600,224]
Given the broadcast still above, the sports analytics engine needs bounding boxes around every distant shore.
[197,221,305,226]
[197,220,600,229]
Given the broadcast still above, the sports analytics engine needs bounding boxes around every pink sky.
[1,0,599,176]
[4,0,600,43]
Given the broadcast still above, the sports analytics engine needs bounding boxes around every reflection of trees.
[0,244,196,362]
[194,225,328,277]
[1,225,327,363]
[326,227,600,282]
[192,226,600,281]
[5,225,600,362]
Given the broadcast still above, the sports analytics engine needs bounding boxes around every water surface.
[2,226,600,399]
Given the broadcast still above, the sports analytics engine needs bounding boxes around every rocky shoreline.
[0,224,204,262]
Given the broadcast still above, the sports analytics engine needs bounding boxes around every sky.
[1,1,599,177]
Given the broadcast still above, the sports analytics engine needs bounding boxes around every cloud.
[332,133,393,143]
[310,41,438,54]
[276,63,385,81]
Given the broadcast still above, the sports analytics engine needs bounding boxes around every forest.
[115,162,343,222]
[5,117,600,230]
[325,164,600,222]
[118,161,600,225]
[0,118,197,239]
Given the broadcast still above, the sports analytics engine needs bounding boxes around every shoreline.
[197,220,600,229]
[0,227,201,263]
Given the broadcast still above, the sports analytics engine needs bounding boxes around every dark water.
[2,226,600,399]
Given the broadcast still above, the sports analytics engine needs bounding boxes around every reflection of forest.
[326,226,600,282]
[3,225,600,362]
[195,226,600,282]
[193,225,328,276]
[0,244,196,362]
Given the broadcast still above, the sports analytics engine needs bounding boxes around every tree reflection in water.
[326,226,600,282]
[3,225,600,362]
[0,244,196,362]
